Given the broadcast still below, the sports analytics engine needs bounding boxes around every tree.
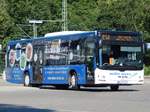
[0,0,150,42]
[0,0,13,39]
[5,0,65,37]
[68,0,98,30]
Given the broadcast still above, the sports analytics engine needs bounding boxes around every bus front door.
[85,38,95,84]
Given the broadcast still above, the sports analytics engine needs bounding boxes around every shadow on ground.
[0,104,55,112]
[39,86,139,92]
[77,88,139,92]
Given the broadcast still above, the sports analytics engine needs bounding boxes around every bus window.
[44,40,69,65]
[69,39,85,64]
[102,45,143,69]
[102,45,110,65]
[59,40,69,65]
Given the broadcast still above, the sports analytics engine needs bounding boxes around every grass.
[0,64,4,75]
[144,66,150,76]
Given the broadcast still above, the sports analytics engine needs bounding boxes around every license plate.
[118,80,128,84]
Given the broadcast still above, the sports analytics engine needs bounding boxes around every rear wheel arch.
[68,69,80,89]
[69,70,77,76]
[23,71,31,87]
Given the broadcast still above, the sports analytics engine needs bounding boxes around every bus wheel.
[55,85,69,90]
[69,72,80,90]
[24,74,30,87]
[110,85,119,91]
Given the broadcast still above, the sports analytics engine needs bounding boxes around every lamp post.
[29,20,43,38]
[29,19,64,37]
[62,0,68,31]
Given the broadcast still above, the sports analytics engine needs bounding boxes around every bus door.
[85,38,96,83]
[32,45,44,84]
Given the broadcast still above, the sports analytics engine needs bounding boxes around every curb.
[144,76,150,79]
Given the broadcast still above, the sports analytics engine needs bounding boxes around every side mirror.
[145,43,150,53]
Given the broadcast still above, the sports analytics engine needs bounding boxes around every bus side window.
[79,39,86,63]
[69,39,85,64]
[102,45,110,65]
[44,40,69,65]
[60,40,69,65]
[85,38,95,59]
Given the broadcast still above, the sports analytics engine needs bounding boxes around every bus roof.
[8,31,95,45]
[44,31,94,37]
[8,30,141,45]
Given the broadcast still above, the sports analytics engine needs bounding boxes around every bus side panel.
[42,65,86,85]
[69,65,86,85]
[42,66,69,84]
[5,67,23,84]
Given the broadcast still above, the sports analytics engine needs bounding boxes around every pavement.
[0,76,150,112]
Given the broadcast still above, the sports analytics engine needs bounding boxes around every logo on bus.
[19,52,27,71]
[9,49,16,67]
[25,43,33,62]
[15,43,21,61]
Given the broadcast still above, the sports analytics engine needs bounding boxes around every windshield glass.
[101,45,143,70]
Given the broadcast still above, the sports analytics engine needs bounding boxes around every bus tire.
[24,73,31,87]
[31,84,41,88]
[69,71,80,90]
[55,85,69,90]
[110,85,119,91]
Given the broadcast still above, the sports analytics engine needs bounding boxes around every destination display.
[101,34,139,42]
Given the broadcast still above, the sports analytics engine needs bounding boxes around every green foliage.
[0,0,13,38]
[6,0,62,37]
[68,0,98,30]
[0,0,150,63]
[144,66,150,76]
[0,49,4,74]
[0,0,149,39]
[2,36,15,48]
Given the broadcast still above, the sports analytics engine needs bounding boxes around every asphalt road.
[0,79,150,112]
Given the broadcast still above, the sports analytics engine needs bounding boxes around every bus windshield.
[101,45,143,70]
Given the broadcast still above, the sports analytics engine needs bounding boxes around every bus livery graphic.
[15,43,21,61]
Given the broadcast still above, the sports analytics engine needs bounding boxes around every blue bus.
[5,30,144,90]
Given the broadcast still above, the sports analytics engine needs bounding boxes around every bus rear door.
[32,45,44,84]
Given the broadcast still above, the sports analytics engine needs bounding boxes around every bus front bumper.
[94,68,144,85]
